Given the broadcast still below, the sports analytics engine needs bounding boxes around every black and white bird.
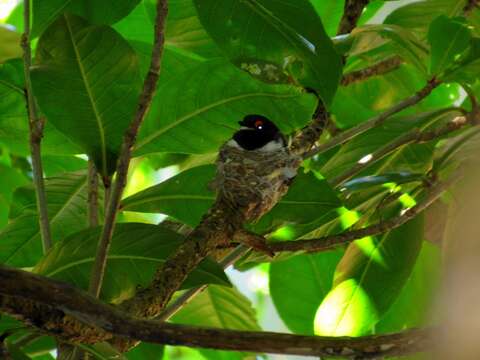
[228,114,287,152]
[213,114,300,223]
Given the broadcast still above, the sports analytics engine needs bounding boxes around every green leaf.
[321,110,455,181]
[194,0,342,106]
[0,25,21,64]
[310,0,345,37]
[122,165,215,226]
[135,60,316,155]
[35,223,230,303]
[376,241,441,332]
[31,14,141,176]
[269,249,344,335]
[42,155,88,177]
[341,173,424,193]
[314,215,424,336]
[0,171,92,267]
[0,164,28,227]
[428,15,471,76]
[79,342,128,360]
[352,24,429,73]
[32,0,141,38]
[162,0,222,58]
[172,285,260,360]
[122,165,341,233]
[126,342,164,360]
[385,0,467,33]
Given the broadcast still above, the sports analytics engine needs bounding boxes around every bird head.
[232,115,285,151]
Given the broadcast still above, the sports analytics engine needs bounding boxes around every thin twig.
[157,245,249,321]
[88,0,168,298]
[87,160,99,227]
[21,0,52,253]
[268,171,463,253]
[0,266,434,358]
[341,56,404,86]
[303,78,441,159]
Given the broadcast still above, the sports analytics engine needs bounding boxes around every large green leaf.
[0,26,21,64]
[376,241,441,332]
[122,165,341,233]
[194,0,342,106]
[314,215,424,336]
[116,0,222,57]
[0,171,91,267]
[32,0,141,38]
[172,285,260,360]
[31,14,141,176]
[34,223,230,303]
[126,342,164,360]
[135,60,316,155]
[269,249,344,335]
[428,15,471,76]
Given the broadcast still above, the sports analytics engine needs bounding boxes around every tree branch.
[0,266,434,358]
[337,0,370,35]
[303,78,441,159]
[21,0,52,253]
[330,111,470,187]
[87,160,99,228]
[268,171,462,253]
[341,56,404,86]
[88,0,168,298]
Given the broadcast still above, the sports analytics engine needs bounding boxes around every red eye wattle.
[254,120,263,128]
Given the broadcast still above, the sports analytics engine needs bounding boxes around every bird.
[228,114,287,151]
[213,114,300,224]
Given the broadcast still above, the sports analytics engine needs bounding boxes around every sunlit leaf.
[314,215,424,336]
[0,25,21,64]
[270,249,344,335]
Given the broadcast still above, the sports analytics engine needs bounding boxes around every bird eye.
[254,120,264,129]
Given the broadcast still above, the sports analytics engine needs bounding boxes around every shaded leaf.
[376,241,441,332]
[126,342,164,360]
[122,165,341,234]
[35,223,230,303]
[270,249,344,335]
[32,14,141,176]
[135,60,316,155]
[194,0,342,106]
[32,0,141,38]
[0,171,91,267]
[428,15,471,76]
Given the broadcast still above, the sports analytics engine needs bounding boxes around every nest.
[213,143,301,222]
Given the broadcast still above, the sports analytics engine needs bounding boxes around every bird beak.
[238,120,246,126]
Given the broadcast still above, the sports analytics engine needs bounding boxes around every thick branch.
[0,266,433,358]
[337,0,370,35]
[341,56,404,86]
[269,171,462,253]
[21,0,52,253]
[304,78,441,159]
[88,0,168,298]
